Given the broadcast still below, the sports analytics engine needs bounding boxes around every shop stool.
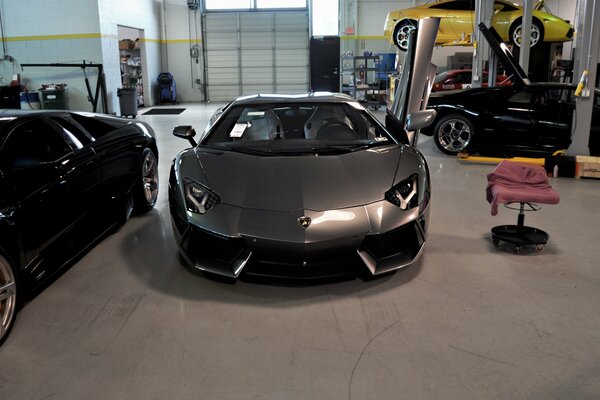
[486,160,560,254]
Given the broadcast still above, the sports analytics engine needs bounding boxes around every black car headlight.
[184,180,220,214]
[385,174,418,210]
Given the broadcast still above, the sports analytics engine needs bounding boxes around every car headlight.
[184,180,220,214]
[385,174,418,210]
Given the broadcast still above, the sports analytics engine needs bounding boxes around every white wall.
[162,0,204,102]
[0,0,165,113]
[0,0,102,111]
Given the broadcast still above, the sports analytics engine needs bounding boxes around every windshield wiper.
[226,145,274,156]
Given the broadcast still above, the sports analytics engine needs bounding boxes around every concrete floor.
[1,103,599,400]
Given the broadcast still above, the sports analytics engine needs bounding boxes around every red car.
[432,69,512,92]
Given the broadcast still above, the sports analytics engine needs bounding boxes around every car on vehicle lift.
[384,0,573,51]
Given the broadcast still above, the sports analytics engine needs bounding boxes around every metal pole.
[518,0,533,76]
[569,0,599,155]
[472,0,494,88]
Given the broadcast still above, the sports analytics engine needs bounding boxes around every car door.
[88,120,146,200]
[48,116,103,223]
[487,87,536,147]
[0,116,100,282]
[529,87,575,151]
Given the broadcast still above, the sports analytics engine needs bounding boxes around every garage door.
[203,11,309,101]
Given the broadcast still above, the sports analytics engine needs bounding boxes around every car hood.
[194,146,403,212]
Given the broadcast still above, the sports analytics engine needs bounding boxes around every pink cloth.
[486,160,560,216]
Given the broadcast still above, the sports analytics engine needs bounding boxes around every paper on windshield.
[230,122,248,138]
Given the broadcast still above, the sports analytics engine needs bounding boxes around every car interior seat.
[304,106,353,139]
[237,108,283,141]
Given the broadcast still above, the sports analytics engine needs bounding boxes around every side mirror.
[173,125,197,147]
[405,109,437,131]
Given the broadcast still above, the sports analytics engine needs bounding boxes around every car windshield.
[434,72,451,84]
[202,102,394,155]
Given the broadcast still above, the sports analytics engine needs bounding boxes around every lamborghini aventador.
[169,93,431,280]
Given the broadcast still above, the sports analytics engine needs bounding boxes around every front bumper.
[170,197,429,279]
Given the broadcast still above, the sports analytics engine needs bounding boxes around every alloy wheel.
[513,24,541,47]
[438,119,472,152]
[0,256,17,341]
[395,23,416,51]
[142,151,159,205]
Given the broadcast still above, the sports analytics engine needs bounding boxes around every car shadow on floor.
[120,208,425,307]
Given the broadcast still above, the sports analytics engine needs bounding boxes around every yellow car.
[384,0,574,51]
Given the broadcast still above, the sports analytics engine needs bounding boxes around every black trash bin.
[118,87,137,117]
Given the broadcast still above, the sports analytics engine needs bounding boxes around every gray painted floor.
[1,103,599,400]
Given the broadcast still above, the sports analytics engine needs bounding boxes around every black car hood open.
[194,146,403,212]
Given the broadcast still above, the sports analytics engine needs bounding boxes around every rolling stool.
[486,161,560,254]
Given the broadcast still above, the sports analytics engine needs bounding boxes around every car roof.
[230,92,356,106]
[0,109,71,118]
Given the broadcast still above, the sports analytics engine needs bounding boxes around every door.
[310,36,340,92]
[204,11,309,101]
[0,118,88,278]
[529,87,575,150]
[484,88,536,148]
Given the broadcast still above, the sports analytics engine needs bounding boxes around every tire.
[133,148,159,214]
[433,114,475,155]
[510,19,543,48]
[393,19,417,51]
[0,254,18,345]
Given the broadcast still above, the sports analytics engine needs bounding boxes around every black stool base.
[491,225,549,254]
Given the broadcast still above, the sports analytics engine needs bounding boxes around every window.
[508,91,532,104]
[256,0,306,8]
[494,1,518,12]
[205,103,390,146]
[0,119,71,171]
[70,113,122,137]
[204,0,306,11]
[51,117,94,149]
[205,0,251,10]
[312,0,339,36]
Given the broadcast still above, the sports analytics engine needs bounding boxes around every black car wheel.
[0,254,17,345]
[393,19,417,51]
[510,19,543,48]
[133,148,159,214]
[434,114,474,155]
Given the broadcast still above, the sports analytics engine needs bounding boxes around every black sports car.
[169,93,432,280]
[0,110,158,343]
[423,83,577,155]
[422,23,599,157]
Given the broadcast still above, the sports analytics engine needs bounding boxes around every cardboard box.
[576,156,600,179]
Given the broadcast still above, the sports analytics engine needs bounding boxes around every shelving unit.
[341,55,384,110]
[119,42,144,106]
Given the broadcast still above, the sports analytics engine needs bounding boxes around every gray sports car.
[168,93,431,279]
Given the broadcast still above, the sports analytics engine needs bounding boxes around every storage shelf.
[340,55,386,108]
